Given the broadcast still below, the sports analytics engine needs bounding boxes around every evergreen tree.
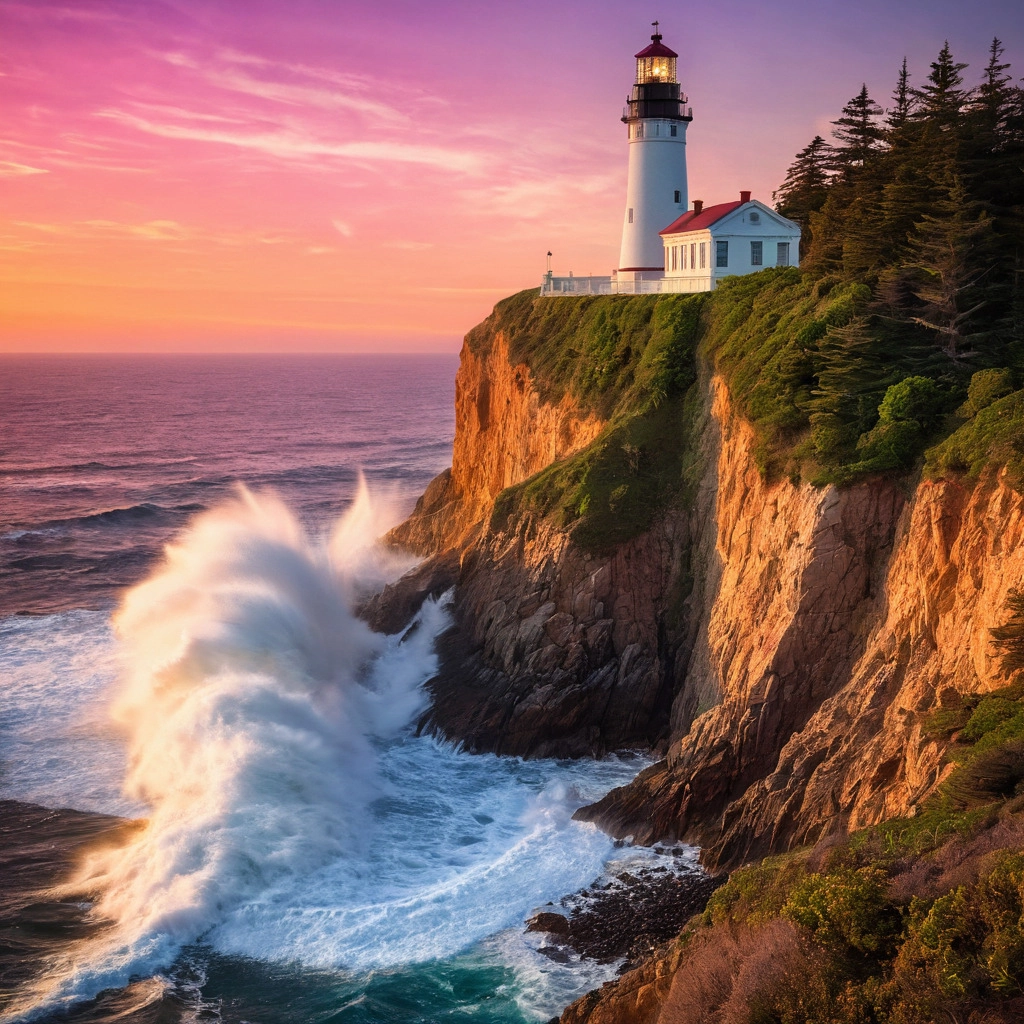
[774,135,834,254]
[972,38,1014,144]
[913,41,969,128]
[774,136,833,222]
[905,179,996,362]
[832,84,885,169]
[886,58,913,137]
[991,590,1024,676]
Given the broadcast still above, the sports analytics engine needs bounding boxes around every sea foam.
[9,480,435,1016]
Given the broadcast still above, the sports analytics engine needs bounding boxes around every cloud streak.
[0,160,49,176]
[96,108,486,173]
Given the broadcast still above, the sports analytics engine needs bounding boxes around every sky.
[1,0,1022,353]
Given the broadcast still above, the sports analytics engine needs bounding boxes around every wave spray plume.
[11,480,443,1018]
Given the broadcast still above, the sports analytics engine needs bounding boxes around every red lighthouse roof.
[635,32,677,59]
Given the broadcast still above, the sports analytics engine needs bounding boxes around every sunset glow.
[1,0,1020,352]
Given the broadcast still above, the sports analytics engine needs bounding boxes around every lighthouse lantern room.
[617,24,692,279]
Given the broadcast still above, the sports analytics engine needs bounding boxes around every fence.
[539,274,713,296]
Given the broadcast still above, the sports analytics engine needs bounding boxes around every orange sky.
[2,0,1020,352]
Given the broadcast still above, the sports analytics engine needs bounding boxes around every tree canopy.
[763,38,1024,481]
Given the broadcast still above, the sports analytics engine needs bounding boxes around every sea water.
[0,356,663,1023]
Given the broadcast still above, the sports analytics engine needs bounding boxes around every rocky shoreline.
[527,848,724,969]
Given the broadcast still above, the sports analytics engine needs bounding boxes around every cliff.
[377,281,1024,860]
[377,288,708,756]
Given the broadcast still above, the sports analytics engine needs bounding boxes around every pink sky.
[2,0,1021,352]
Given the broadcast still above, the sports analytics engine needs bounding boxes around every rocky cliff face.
[582,381,1024,868]
[380,324,702,757]
[382,296,1024,869]
[389,331,603,555]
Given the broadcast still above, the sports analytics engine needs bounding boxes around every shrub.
[782,867,901,961]
[962,368,1016,417]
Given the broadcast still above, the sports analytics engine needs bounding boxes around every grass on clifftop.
[486,291,708,554]
[468,288,704,419]
[481,267,1024,556]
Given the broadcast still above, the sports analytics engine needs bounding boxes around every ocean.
[0,355,684,1023]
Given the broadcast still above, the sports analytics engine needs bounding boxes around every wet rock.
[526,911,570,935]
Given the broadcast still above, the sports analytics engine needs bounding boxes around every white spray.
[11,480,442,1017]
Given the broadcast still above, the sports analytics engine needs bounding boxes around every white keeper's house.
[541,25,800,297]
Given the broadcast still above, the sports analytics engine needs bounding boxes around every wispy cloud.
[0,160,48,176]
[332,219,353,238]
[157,50,408,125]
[7,219,340,254]
[16,219,190,241]
[0,2,127,24]
[96,108,486,173]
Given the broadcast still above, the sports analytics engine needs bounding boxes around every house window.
[716,240,728,268]
[628,208,633,224]
[670,124,677,137]
[776,242,790,266]
[665,249,670,272]
[674,190,681,203]
[671,245,678,271]
[750,240,763,266]
[682,244,687,269]
[690,242,695,269]
[699,242,706,269]
[749,212,760,224]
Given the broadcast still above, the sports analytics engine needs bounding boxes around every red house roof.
[660,201,743,235]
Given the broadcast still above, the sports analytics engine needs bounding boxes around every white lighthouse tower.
[617,24,692,281]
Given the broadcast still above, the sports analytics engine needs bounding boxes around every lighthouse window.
[628,208,633,224]
[674,190,681,204]
[716,241,729,268]
[655,123,660,136]
[636,123,644,139]
[750,240,763,266]
[670,124,677,137]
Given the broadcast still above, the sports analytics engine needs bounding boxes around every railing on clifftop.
[539,274,713,296]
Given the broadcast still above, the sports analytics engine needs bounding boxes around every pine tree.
[914,41,969,128]
[886,58,913,137]
[832,84,885,169]
[905,179,996,362]
[991,590,1024,676]
[773,135,834,254]
[970,37,1011,144]
[774,136,833,221]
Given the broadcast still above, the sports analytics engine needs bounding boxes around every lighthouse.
[617,24,692,279]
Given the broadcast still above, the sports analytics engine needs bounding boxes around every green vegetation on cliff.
[484,290,708,554]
